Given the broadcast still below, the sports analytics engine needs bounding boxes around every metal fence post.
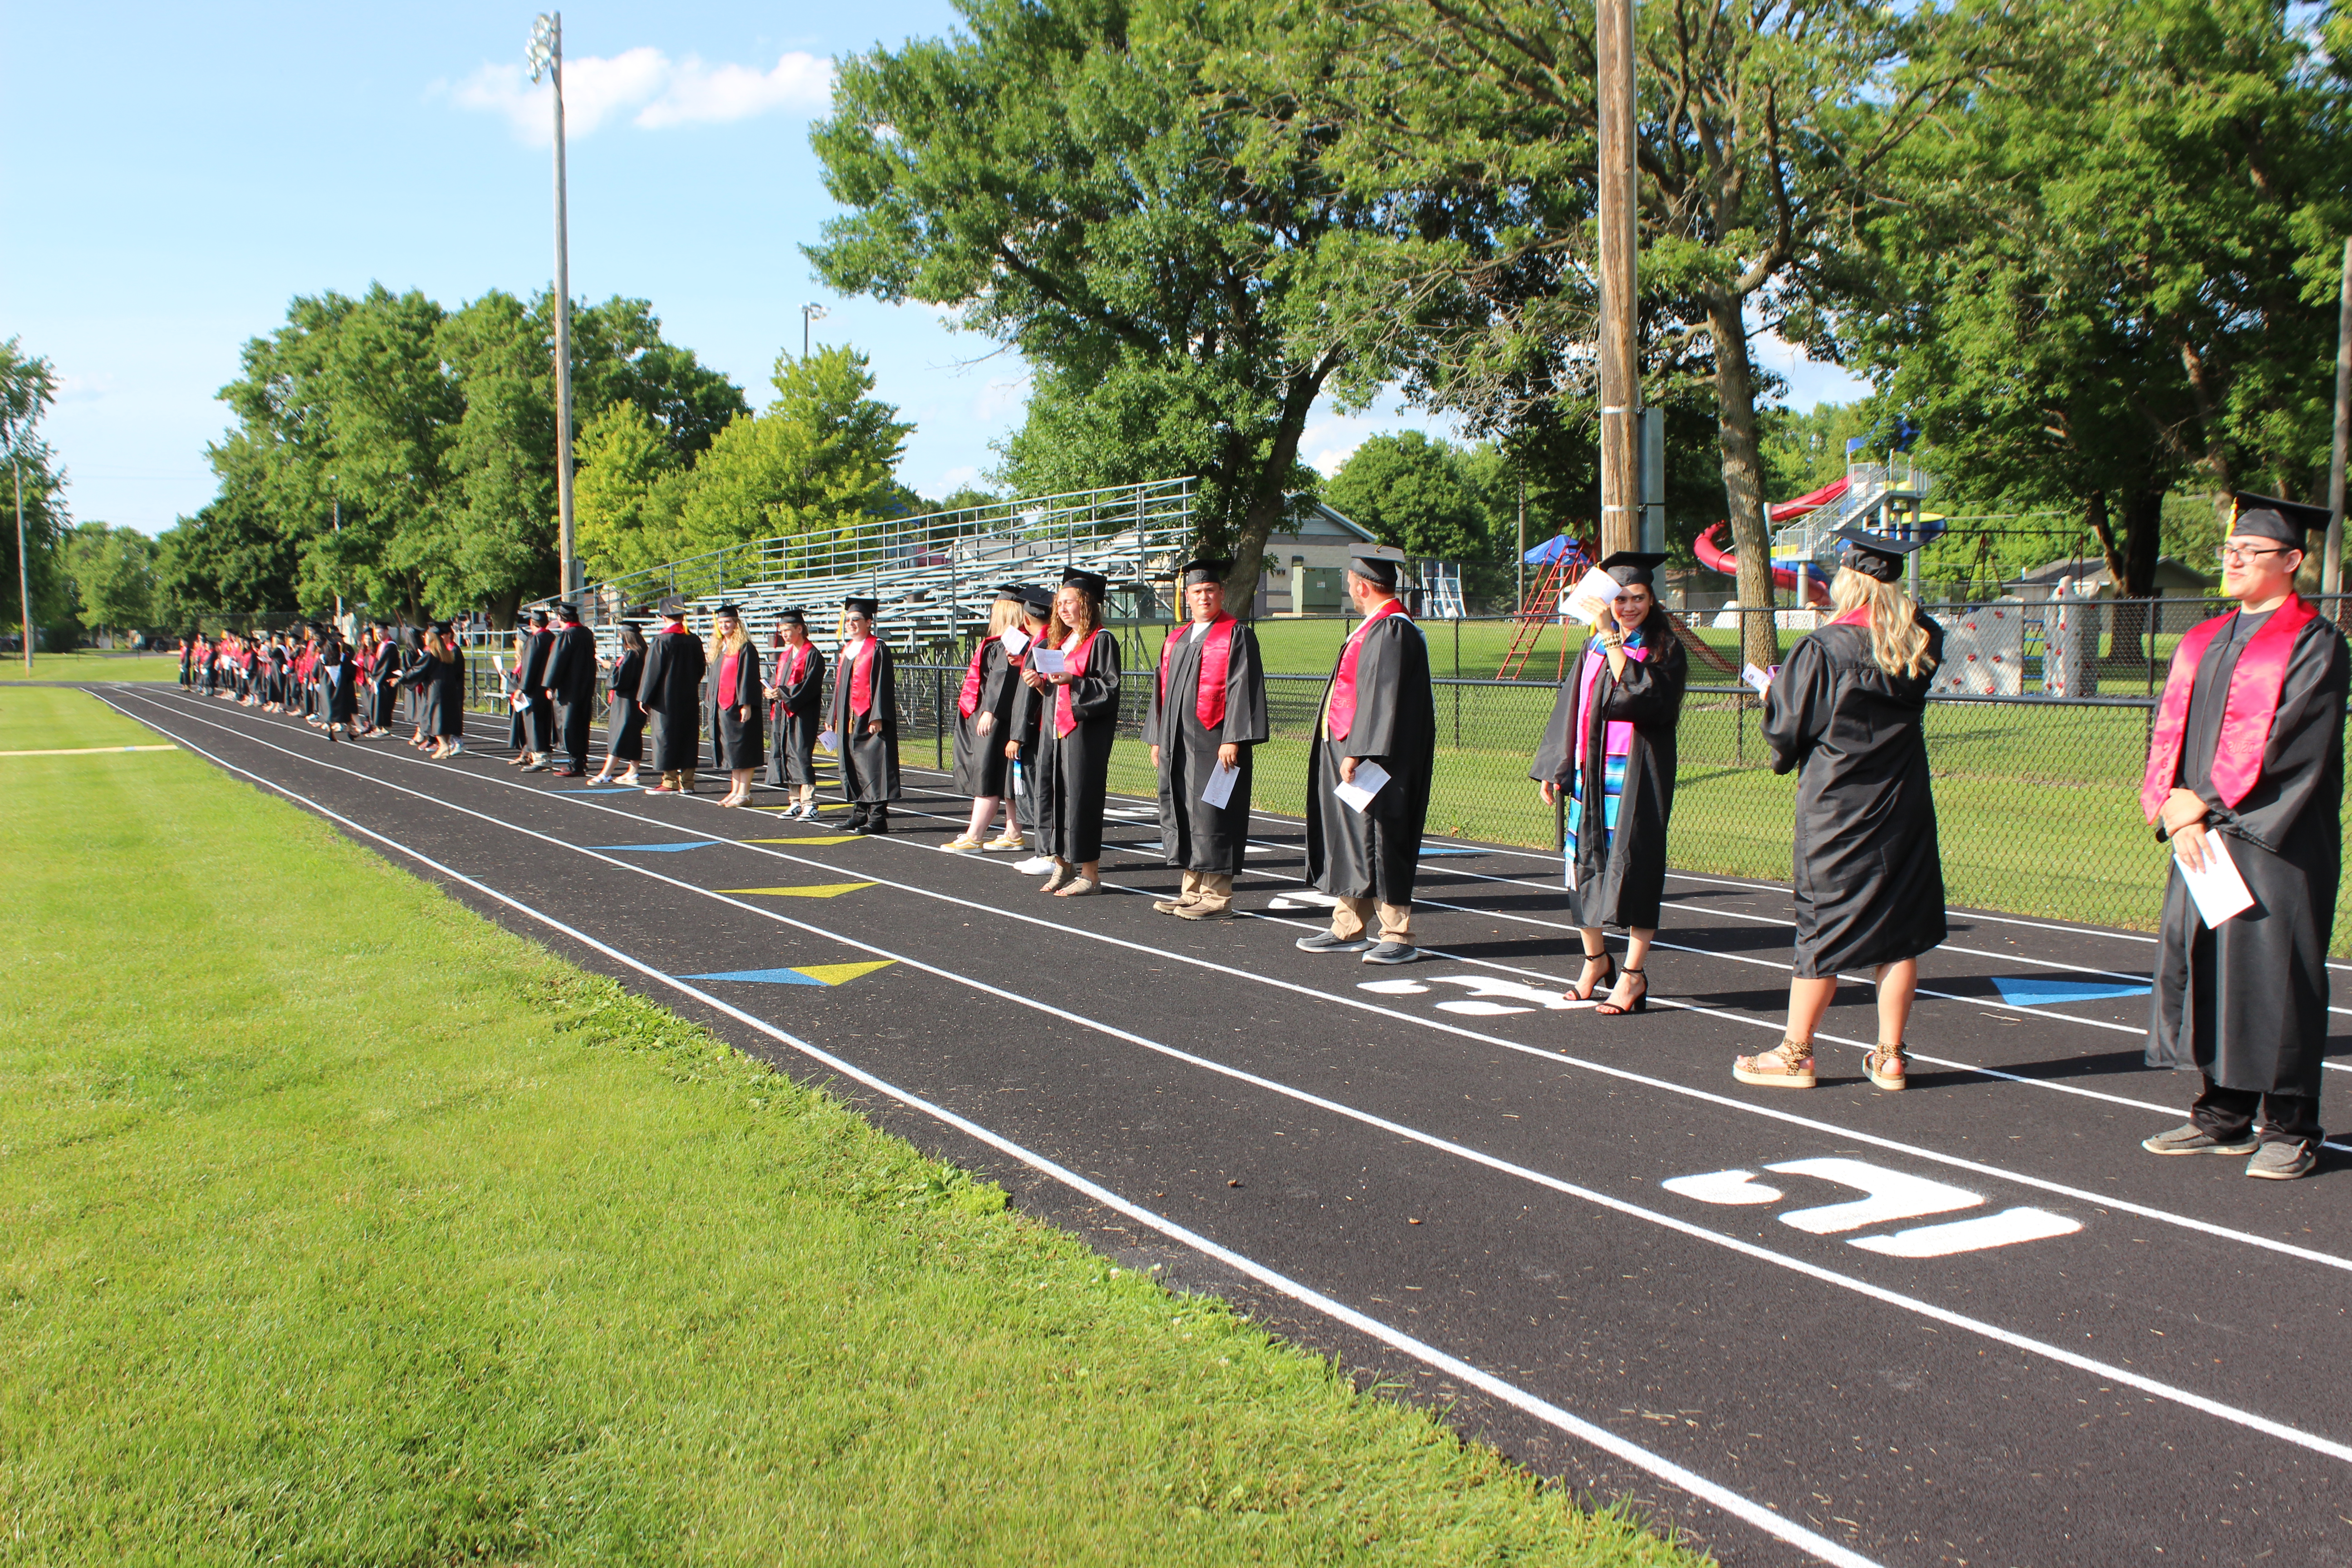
[935,666,945,770]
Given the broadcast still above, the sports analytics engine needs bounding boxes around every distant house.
[2012,554,2217,634]
[1252,499,1404,617]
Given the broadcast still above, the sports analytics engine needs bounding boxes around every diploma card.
[1741,662,1774,696]
[1333,760,1391,813]
[1563,567,1622,625]
[1029,646,1069,675]
[817,728,839,752]
[999,625,1031,656]
[1201,760,1240,810]
[2175,833,2255,927]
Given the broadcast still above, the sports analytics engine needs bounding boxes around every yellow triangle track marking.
[738,836,864,846]
[715,883,877,899]
[793,961,895,986]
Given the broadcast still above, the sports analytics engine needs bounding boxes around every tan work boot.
[1153,869,1202,915]
[1175,873,1235,921]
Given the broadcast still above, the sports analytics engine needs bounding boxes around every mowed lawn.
[0,687,1702,1568]
[0,650,185,682]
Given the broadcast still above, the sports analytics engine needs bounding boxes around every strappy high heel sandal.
[1565,948,1617,1004]
[1865,1042,1908,1092]
[1596,966,1647,1016]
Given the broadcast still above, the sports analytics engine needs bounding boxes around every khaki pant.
[661,769,698,793]
[1189,872,1233,913]
[1330,896,1412,944]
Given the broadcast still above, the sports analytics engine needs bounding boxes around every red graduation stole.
[1157,617,1238,728]
[957,634,998,717]
[781,641,810,685]
[2140,594,2315,821]
[1325,598,1408,742]
[845,637,878,714]
[1055,628,1107,739]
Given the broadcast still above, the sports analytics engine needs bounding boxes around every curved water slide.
[1692,478,1852,606]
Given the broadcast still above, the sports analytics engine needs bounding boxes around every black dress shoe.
[862,814,890,835]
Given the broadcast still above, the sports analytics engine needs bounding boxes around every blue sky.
[10,0,1864,537]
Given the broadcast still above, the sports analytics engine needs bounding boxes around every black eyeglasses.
[2217,543,2297,564]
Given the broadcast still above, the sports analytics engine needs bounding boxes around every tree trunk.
[1222,364,1330,623]
[1709,290,1779,670]
[2109,486,2166,661]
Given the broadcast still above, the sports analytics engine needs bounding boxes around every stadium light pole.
[1594,0,1638,559]
[529,12,579,608]
[802,302,828,359]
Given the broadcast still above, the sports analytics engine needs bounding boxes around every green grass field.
[0,649,186,682]
[0,686,1703,1568]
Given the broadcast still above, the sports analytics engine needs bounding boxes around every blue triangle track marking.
[1991,975,2152,1007]
[588,842,719,853]
[678,967,826,986]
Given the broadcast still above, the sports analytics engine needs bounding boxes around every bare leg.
[1874,960,1917,1046]
[964,795,1000,839]
[1569,927,1613,1000]
[1783,976,1840,1044]
[1600,926,1656,1011]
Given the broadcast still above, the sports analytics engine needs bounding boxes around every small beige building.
[1252,500,1404,616]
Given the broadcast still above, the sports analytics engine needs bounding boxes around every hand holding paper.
[1333,759,1391,813]
[1201,760,1240,810]
[817,728,839,752]
[1741,663,1774,696]
[2174,831,2254,926]
[1563,567,1622,626]
[1000,625,1031,656]
[1029,646,1069,676]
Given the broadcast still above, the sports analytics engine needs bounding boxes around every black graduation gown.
[545,623,598,761]
[2146,607,2349,1099]
[607,648,647,763]
[505,660,529,750]
[1304,610,1437,904]
[1762,617,1948,977]
[831,639,902,804]
[400,654,464,737]
[708,642,766,769]
[318,645,358,724]
[1144,620,1269,875]
[1007,657,1046,835]
[519,628,556,753]
[638,627,708,772]
[766,643,826,787]
[1529,618,1688,929]
[951,638,1023,797]
[1037,632,1123,863]
[374,646,402,727]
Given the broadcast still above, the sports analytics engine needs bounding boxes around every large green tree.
[62,523,159,637]
[1852,0,2351,633]
[808,0,1438,604]
[0,339,75,647]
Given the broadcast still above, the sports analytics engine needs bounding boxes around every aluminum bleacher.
[500,477,1196,654]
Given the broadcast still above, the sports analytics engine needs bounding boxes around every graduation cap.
[1179,557,1233,587]
[1017,585,1055,614]
[527,608,550,627]
[657,595,687,618]
[2230,491,2330,549]
[557,601,583,622]
[1832,527,1928,583]
[1597,550,1668,588]
[843,596,880,617]
[776,607,807,627]
[1061,568,1109,598]
[1347,554,1401,590]
[714,602,743,619]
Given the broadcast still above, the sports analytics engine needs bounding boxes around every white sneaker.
[1015,855,1055,874]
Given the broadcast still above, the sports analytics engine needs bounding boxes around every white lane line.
[113,690,2352,1257]
[109,708,1889,1568]
[109,699,2352,1491]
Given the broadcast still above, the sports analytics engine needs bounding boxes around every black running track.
[93,685,2352,1568]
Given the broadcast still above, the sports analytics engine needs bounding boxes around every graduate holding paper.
[1738,529,1945,1092]
[1026,570,1122,895]
[1529,552,1688,1014]
[1144,559,1269,920]
[832,597,903,834]
[638,598,708,795]
[943,590,1030,853]
[999,587,1058,862]
[1298,555,1436,965]
[763,610,826,817]
[2140,494,2348,1180]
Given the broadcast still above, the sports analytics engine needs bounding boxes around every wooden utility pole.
[2326,235,2350,616]
[1595,0,1639,559]
[530,14,578,608]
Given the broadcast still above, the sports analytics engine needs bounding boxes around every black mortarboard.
[777,607,806,626]
[558,601,582,622]
[1061,568,1108,597]
[1597,550,1668,588]
[1179,557,1233,587]
[1832,528,1928,583]
[992,585,1026,601]
[2230,491,2329,549]
[1018,585,1055,614]
[715,603,742,618]
[844,597,880,616]
[1347,554,1401,590]
[528,608,549,626]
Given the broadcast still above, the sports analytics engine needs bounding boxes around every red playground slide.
[1693,477,1850,607]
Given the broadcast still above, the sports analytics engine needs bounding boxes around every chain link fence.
[460,590,2352,953]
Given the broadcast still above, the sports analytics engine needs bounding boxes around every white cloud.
[444,49,832,143]
[935,465,981,495]
[972,377,1029,423]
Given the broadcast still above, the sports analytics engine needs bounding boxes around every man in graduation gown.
[1145,558,1269,920]
[832,596,902,833]
[2141,493,2349,1180]
[764,608,827,813]
[637,598,708,795]
[542,600,599,778]
[1297,555,1437,965]
[516,608,558,771]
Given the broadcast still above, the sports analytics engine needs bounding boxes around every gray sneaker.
[1361,941,1421,965]
[2245,1141,2318,1181]
[2142,1123,2261,1156]
[1296,931,1374,953]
